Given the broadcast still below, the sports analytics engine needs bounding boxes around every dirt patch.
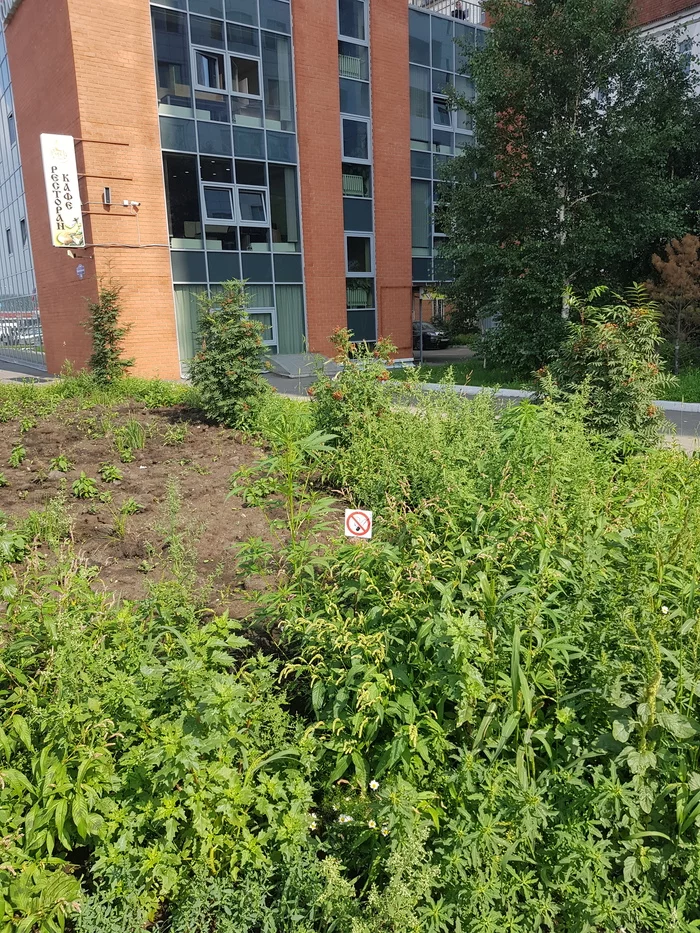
[0,402,279,615]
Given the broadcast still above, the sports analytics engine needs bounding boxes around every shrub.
[71,472,98,499]
[84,282,134,384]
[98,463,123,483]
[187,280,268,428]
[538,284,674,449]
[311,328,398,447]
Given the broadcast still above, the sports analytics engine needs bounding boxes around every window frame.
[192,47,227,92]
[237,186,269,225]
[341,115,371,164]
[338,0,368,46]
[345,233,374,276]
[202,183,236,222]
[432,95,453,130]
[229,52,263,99]
[5,227,12,256]
[200,179,270,227]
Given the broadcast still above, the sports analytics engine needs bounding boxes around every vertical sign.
[40,133,85,248]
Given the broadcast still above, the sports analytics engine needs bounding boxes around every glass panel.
[342,118,368,160]
[260,0,291,34]
[274,254,303,281]
[236,159,266,185]
[240,226,270,250]
[456,132,474,149]
[204,186,234,219]
[456,108,472,131]
[195,50,225,88]
[269,163,300,251]
[432,71,452,94]
[411,179,431,257]
[242,253,273,278]
[266,131,296,162]
[338,40,369,81]
[456,24,476,74]
[250,312,274,341]
[200,156,233,182]
[346,278,374,309]
[276,284,305,353]
[410,150,431,178]
[455,74,475,100]
[205,224,238,249]
[239,189,266,222]
[342,162,371,198]
[161,0,187,8]
[207,251,241,281]
[172,250,207,280]
[432,16,454,71]
[190,14,225,48]
[173,285,202,364]
[152,8,193,118]
[408,10,430,66]
[347,236,371,273]
[347,309,376,343]
[413,257,432,282]
[231,95,264,126]
[160,116,197,151]
[339,79,370,117]
[164,152,202,248]
[198,120,233,154]
[410,65,430,144]
[343,197,372,231]
[433,129,453,153]
[339,0,365,41]
[226,22,259,54]
[190,0,224,17]
[195,90,229,121]
[433,98,452,127]
[248,284,274,307]
[233,125,265,157]
[225,0,257,25]
[262,32,294,131]
[231,56,260,95]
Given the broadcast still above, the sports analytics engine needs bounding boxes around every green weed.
[71,472,99,499]
[8,445,26,468]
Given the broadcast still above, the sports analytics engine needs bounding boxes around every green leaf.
[72,793,89,839]
[658,710,699,741]
[311,681,325,712]
[351,751,367,789]
[11,715,32,751]
[54,798,70,849]
[612,718,634,743]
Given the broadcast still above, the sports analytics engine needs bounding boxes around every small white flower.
[368,819,377,829]
[310,812,316,819]
[381,826,389,837]
[338,814,353,824]
[661,606,670,615]
[310,822,317,831]
[369,780,380,791]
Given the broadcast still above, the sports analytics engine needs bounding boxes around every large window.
[340,78,370,117]
[338,40,369,81]
[411,180,431,257]
[195,50,226,90]
[342,118,369,161]
[152,8,193,118]
[338,0,365,41]
[342,162,371,198]
[410,65,430,147]
[164,152,203,249]
[408,9,430,66]
[262,32,294,132]
[231,55,260,95]
[269,163,300,251]
[239,189,267,223]
[346,236,372,274]
[203,186,235,221]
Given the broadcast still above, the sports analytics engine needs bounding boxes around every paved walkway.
[0,359,53,384]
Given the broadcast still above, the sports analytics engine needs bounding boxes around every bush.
[84,282,134,385]
[538,284,674,449]
[187,280,268,429]
[310,328,398,447]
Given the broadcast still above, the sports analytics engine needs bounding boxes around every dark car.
[413,321,450,351]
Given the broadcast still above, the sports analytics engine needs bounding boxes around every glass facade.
[409,7,485,283]
[152,0,305,367]
[338,0,375,343]
[0,25,42,369]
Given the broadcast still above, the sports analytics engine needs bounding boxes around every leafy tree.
[538,284,674,448]
[647,234,700,373]
[440,0,700,374]
[188,279,268,428]
[84,282,134,384]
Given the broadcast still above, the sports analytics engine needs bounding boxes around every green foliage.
[98,463,123,484]
[84,283,134,384]
[113,419,146,462]
[187,280,268,429]
[0,471,8,487]
[49,456,71,474]
[539,285,674,449]
[8,445,26,468]
[19,494,72,548]
[162,423,189,446]
[310,328,398,447]
[71,473,98,499]
[119,497,143,516]
[441,0,700,372]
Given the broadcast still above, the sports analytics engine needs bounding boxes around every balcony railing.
[408,0,486,25]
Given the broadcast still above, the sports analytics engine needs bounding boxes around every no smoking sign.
[345,509,373,540]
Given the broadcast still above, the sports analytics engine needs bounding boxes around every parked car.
[413,321,450,351]
[0,321,43,346]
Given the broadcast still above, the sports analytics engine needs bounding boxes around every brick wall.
[635,0,700,25]
[6,0,180,378]
[371,0,413,357]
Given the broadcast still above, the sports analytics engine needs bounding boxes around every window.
[205,224,238,250]
[5,227,12,255]
[269,163,300,251]
[238,188,267,223]
[346,277,374,309]
[346,236,372,273]
[226,0,258,27]
[230,96,263,126]
[432,16,454,71]
[342,118,369,161]
[20,218,26,247]
[338,0,365,41]
[236,159,266,185]
[262,32,295,132]
[260,0,291,34]
[203,185,235,220]
[231,55,260,95]
[227,22,259,55]
[680,37,693,75]
[195,90,229,122]
[410,65,430,147]
[411,179,431,257]
[433,98,452,127]
[164,152,202,248]
[200,156,233,182]
[152,8,193,118]
[195,50,226,89]
[240,226,269,250]
[342,162,371,198]
[7,113,16,147]
[338,40,369,80]
[190,14,225,49]
[339,78,370,116]
[409,9,430,65]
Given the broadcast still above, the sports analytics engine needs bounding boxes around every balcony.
[408,0,486,25]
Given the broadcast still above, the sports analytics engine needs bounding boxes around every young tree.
[647,234,700,374]
[84,282,134,384]
[440,0,700,374]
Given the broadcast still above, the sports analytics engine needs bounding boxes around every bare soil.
[0,402,277,616]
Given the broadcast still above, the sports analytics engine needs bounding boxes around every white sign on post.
[345,509,373,540]
[40,133,85,249]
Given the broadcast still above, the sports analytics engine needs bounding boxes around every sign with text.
[345,509,373,540]
[40,133,85,248]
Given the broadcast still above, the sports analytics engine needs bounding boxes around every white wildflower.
[338,814,353,824]
[310,822,317,831]
[381,825,389,837]
[661,606,670,615]
[369,779,380,791]
[368,819,377,829]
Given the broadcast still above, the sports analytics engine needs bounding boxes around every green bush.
[84,283,134,385]
[539,285,675,449]
[187,280,268,429]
